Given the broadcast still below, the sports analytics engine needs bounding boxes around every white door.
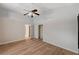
[25,24,30,39]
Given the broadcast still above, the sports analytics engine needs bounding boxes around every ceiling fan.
[24,9,40,18]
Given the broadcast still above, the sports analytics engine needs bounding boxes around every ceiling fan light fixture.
[28,12,33,16]
[24,9,40,18]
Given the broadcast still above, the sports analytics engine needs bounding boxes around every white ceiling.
[1,3,78,14]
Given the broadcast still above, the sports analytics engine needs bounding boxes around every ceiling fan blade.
[24,13,29,16]
[34,13,40,16]
[32,9,38,12]
[24,9,29,11]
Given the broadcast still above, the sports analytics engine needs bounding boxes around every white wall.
[0,4,31,45]
[34,4,78,53]
[0,20,3,41]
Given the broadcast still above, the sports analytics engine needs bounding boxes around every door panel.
[25,24,30,39]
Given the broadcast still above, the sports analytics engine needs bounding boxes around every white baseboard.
[0,39,24,45]
[43,40,78,54]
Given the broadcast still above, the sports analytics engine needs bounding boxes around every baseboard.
[0,39,24,45]
[43,40,78,54]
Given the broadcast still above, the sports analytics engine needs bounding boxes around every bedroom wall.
[34,4,79,53]
[0,4,31,45]
[0,20,3,41]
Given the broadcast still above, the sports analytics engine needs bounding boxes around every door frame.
[25,24,31,39]
[38,24,43,40]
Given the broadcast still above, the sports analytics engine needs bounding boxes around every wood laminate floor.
[0,39,78,55]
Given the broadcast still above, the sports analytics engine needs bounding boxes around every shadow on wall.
[0,4,22,18]
[33,6,54,23]
[0,4,26,44]
[0,4,12,18]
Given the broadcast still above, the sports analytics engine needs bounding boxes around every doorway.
[38,24,43,40]
[25,24,30,39]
